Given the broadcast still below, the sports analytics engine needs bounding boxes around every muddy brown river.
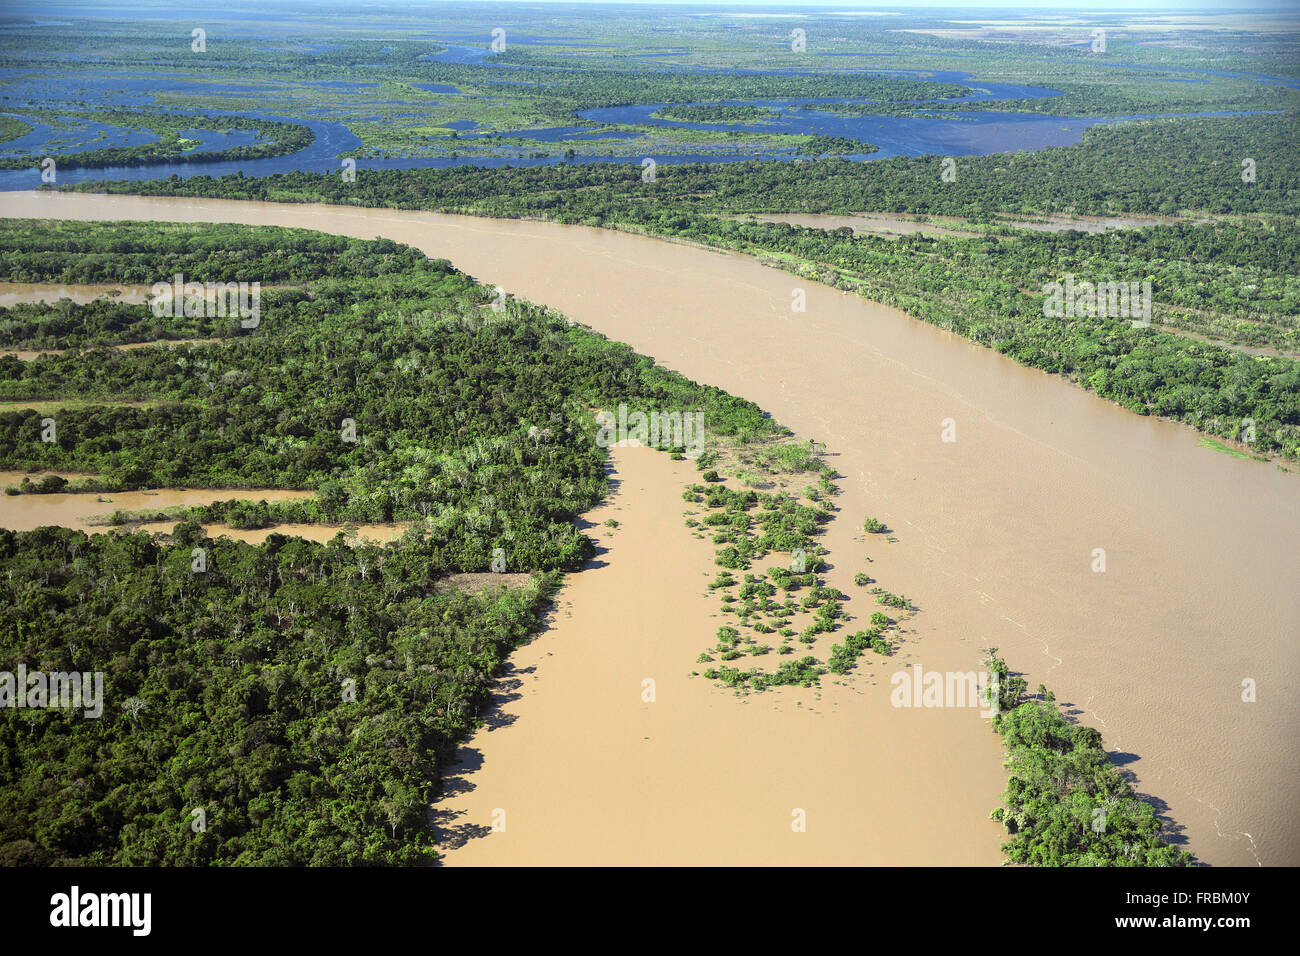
[0,281,155,307]
[0,472,403,543]
[2,190,1295,867]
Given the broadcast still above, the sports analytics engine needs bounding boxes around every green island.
[0,115,32,144]
[0,111,313,171]
[651,104,781,124]
[984,653,1192,866]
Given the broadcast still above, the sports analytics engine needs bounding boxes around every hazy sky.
[15,0,1296,14]
[454,0,1295,8]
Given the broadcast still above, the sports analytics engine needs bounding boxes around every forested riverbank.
[67,112,1300,460]
[984,653,1192,866]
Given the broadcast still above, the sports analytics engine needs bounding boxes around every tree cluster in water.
[984,653,1194,867]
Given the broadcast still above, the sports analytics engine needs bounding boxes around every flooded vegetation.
[0,470,318,535]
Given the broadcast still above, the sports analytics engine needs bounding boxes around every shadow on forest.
[480,663,530,730]
[431,662,536,861]
[430,452,638,861]
[1023,689,1195,859]
[430,795,492,863]
[1130,791,1195,851]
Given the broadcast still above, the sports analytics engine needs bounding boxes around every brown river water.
[1,190,1295,867]
[0,282,154,307]
[0,281,229,359]
[1,339,224,361]
[0,472,402,544]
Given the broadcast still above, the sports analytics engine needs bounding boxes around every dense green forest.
[0,524,554,865]
[792,135,878,157]
[0,221,780,864]
[0,221,771,530]
[72,112,1300,458]
[0,219,423,283]
[0,299,223,350]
